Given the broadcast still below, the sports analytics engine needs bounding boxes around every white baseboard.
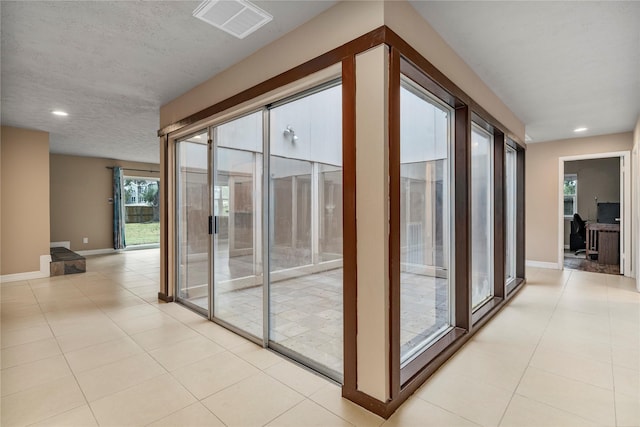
[76,248,118,256]
[50,241,70,249]
[125,244,159,251]
[1,254,51,283]
[525,260,560,270]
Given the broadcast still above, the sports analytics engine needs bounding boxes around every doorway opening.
[559,151,631,276]
[123,176,160,247]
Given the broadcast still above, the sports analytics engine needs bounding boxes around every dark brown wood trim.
[471,296,504,325]
[158,27,387,137]
[160,25,524,149]
[342,56,358,393]
[394,56,473,391]
[385,27,522,148]
[347,283,522,419]
[494,131,506,300]
[468,101,515,146]
[516,147,526,278]
[384,28,471,107]
[388,45,402,400]
[400,328,466,385]
[454,105,472,331]
[157,292,174,303]
[506,277,525,297]
[506,137,520,151]
[400,58,457,108]
[341,388,390,419]
[159,134,170,302]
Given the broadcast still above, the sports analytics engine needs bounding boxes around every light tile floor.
[182,254,447,376]
[1,249,639,426]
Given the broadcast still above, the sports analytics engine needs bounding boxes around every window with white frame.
[563,174,577,217]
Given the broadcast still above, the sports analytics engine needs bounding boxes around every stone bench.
[50,247,86,276]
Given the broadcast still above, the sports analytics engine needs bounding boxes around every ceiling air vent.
[193,0,273,39]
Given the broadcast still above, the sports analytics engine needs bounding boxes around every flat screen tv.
[597,202,620,224]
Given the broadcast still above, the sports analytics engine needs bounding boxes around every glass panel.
[271,157,313,270]
[564,175,577,195]
[399,77,452,364]
[319,165,343,262]
[124,177,160,245]
[268,84,343,379]
[564,196,575,216]
[176,132,209,311]
[563,174,577,217]
[505,146,517,284]
[471,124,494,309]
[213,111,263,338]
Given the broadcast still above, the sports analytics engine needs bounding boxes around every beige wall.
[563,158,620,245]
[526,132,633,265]
[1,126,51,276]
[160,1,384,128]
[50,154,159,251]
[356,45,390,401]
[383,1,525,141]
[160,1,524,141]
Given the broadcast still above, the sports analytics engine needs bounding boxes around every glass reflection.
[400,77,452,364]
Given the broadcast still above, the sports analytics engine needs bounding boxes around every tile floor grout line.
[158,322,261,411]
[156,323,335,426]
[61,261,194,425]
[76,266,215,418]
[507,390,614,427]
[6,253,635,426]
[263,397,357,427]
[504,270,623,427]
[409,394,484,427]
[142,399,228,427]
[605,274,620,427]
[29,265,169,425]
[495,269,574,427]
[307,384,386,427]
[26,276,102,427]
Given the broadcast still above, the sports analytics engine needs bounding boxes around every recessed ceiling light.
[52,110,68,116]
[573,127,588,133]
[194,135,202,139]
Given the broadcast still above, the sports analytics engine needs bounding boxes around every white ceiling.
[1,1,639,164]
[0,1,336,163]
[411,1,640,143]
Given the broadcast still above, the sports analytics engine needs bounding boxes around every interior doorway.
[559,151,631,276]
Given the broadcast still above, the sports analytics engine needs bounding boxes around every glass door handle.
[208,216,219,234]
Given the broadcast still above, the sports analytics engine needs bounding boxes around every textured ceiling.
[0,1,336,163]
[411,1,640,143]
[2,1,639,164]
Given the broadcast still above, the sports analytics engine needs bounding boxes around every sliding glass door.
[212,112,264,339]
[174,82,343,381]
[176,131,210,312]
[268,83,343,379]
